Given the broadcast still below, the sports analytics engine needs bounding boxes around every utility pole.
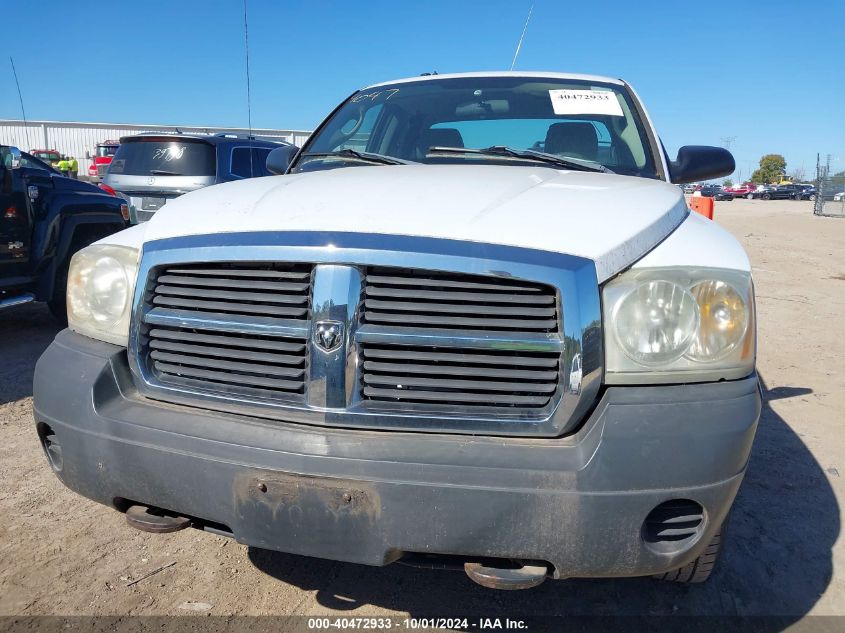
[720,136,737,150]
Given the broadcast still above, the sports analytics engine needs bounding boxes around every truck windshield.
[108,139,215,177]
[292,76,658,177]
[96,145,118,158]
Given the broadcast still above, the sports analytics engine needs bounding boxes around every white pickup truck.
[34,72,760,590]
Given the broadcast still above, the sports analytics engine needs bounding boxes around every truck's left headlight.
[67,244,139,347]
[603,267,755,384]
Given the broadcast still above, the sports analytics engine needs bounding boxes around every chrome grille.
[140,263,311,402]
[363,268,558,332]
[129,232,602,437]
[361,344,560,407]
[359,268,560,409]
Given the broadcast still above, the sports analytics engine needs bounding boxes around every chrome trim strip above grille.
[144,307,310,338]
[355,324,563,352]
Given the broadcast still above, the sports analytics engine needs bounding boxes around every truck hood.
[142,165,688,282]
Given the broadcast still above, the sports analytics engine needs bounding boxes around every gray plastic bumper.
[33,330,761,579]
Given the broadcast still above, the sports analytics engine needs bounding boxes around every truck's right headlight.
[67,244,139,347]
[603,267,755,384]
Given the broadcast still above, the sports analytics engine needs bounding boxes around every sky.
[2,0,844,180]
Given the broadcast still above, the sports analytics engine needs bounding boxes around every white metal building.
[0,119,311,176]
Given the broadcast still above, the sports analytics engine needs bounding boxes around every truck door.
[0,158,32,280]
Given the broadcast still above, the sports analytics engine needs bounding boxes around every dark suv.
[1,145,127,319]
[757,184,803,200]
[103,133,297,223]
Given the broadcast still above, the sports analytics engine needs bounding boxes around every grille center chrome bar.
[307,265,363,410]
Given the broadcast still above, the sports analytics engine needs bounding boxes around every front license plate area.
[233,471,385,559]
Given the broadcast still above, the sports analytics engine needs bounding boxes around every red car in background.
[29,149,62,168]
[86,140,120,182]
[724,183,757,199]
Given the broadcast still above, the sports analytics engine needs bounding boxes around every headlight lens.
[603,267,755,384]
[687,280,748,361]
[67,244,138,347]
[613,280,699,365]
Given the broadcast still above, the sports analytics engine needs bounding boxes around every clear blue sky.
[3,0,844,180]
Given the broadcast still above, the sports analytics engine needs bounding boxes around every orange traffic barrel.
[689,196,714,220]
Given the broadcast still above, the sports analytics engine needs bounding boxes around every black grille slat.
[143,262,311,401]
[363,361,557,381]
[362,347,559,368]
[364,298,556,317]
[148,329,305,353]
[154,362,304,391]
[366,286,554,305]
[365,274,542,293]
[155,284,309,305]
[362,267,558,335]
[157,274,309,292]
[150,351,306,378]
[359,267,561,410]
[363,374,556,394]
[363,387,550,406]
[364,311,557,330]
[152,296,308,317]
[149,340,304,364]
[165,268,310,280]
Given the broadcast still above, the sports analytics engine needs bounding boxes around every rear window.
[109,139,216,177]
[230,146,272,178]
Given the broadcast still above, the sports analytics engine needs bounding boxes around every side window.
[230,147,272,178]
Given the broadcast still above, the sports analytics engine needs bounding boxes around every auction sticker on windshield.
[549,89,624,116]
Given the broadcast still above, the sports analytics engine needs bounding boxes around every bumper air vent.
[643,499,706,553]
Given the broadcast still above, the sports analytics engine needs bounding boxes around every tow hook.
[125,505,191,533]
[464,561,549,590]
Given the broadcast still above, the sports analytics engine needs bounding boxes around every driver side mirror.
[266,145,299,175]
[669,146,735,184]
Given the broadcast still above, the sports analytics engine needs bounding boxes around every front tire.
[762,193,771,200]
[746,193,754,199]
[654,527,723,584]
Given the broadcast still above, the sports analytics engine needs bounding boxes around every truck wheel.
[48,258,71,324]
[746,194,753,199]
[653,527,723,584]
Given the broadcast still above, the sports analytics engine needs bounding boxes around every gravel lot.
[1,198,843,621]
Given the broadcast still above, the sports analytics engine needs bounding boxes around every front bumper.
[33,330,761,579]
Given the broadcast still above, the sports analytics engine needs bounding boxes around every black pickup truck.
[1,145,128,320]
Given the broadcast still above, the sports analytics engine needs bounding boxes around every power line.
[9,57,31,149]
[510,4,534,71]
[243,0,255,177]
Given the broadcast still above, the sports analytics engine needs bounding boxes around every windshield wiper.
[427,146,614,173]
[300,149,415,166]
[149,169,183,176]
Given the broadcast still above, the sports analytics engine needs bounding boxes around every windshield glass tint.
[108,140,215,176]
[293,76,657,177]
[97,145,118,158]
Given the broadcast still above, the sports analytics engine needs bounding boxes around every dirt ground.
[1,198,844,621]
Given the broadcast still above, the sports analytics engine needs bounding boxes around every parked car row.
[684,182,819,201]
